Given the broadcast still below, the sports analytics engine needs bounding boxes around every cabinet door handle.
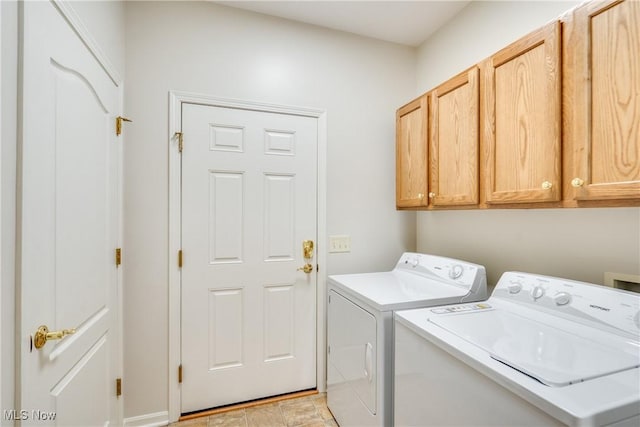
[541,181,553,190]
[428,192,435,198]
[571,178,584,188]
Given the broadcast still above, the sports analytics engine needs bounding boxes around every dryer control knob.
[508,281,523,294]
[531,286,545,301]
[449,264,464,279]
[554,292,572,306]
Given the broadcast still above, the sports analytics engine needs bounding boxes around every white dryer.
[394,272,640,426]
[327,252,487,427]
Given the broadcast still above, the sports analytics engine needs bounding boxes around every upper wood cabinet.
[429,66,480,207]
[395,0,639,210]
[482,21,562,205]
[563,0,640,203]
[396,95,428,208]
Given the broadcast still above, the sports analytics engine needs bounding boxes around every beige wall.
[123,1,416,419]
[416,1,580,93]
[415,1,640,287]
[418,208,640,287]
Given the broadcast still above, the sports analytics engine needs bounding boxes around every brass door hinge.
[115,248,122,267]
[116,378,122,397]
[175,132,184,152]
[178,250,183,268]
[178,365,183,384]
[116,116,132,136]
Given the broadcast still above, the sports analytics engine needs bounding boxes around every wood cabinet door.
[430,66,479,207]
[396,96,428,208]
[564,0,640,202]
[483,21,562,205]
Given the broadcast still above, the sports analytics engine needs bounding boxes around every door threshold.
[179,389,318,421]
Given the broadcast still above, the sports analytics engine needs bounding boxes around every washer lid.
[430,309,640,386]
[329,271,468,311]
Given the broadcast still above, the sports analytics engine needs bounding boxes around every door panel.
[209,171,244,263]
[19,1,121,425]
[396,96,428,208]
[430,67,479,206]
[591,0,639,187]
[181,103,317,413]
[264,174,295,261]
[264,284,295,361]
[52,337,110,427]
[494,46,551,193]
[53,62,110,331]
[564,0,640,201]
[327,290,377,414]
[483,21,561,204]
[208,288,244,370]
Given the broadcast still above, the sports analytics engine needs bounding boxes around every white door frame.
[0,1,4,412]
[168,91,327,422]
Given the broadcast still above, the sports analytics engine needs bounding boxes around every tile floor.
[172,393,338,427]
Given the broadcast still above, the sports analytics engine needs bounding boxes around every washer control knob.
[554,292,572,306]
[507,281,523,294]
[404,256,420,267]
[449,264,464,279]
[531,286,545,301]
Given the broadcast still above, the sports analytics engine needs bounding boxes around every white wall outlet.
[329,235,351,253]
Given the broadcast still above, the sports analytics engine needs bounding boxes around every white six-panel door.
[180,103,318,413]
[19,1,121,425]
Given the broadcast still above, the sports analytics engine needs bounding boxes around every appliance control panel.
[494,272,640,337]
[431,302,492,314]
[395,252,487,295]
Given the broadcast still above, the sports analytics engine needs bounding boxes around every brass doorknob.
[297,263,313,274]
[33,325,76,350]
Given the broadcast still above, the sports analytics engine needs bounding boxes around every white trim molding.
[51,0,122,86]
[0,0,4,412]
[168,91,328,422]
[123,411,169,427]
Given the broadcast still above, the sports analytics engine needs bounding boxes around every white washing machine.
[327,252,487,427]
[394,272,640,427]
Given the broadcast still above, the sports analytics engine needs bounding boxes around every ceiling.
[215,1,471,47]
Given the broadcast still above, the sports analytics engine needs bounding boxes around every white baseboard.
[123,411,169,427]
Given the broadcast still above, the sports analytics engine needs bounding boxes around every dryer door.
[328,290,377,414]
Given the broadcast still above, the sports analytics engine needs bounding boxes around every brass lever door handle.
[33,325,76,349]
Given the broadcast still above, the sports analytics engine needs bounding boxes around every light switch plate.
[329,235,351,253]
